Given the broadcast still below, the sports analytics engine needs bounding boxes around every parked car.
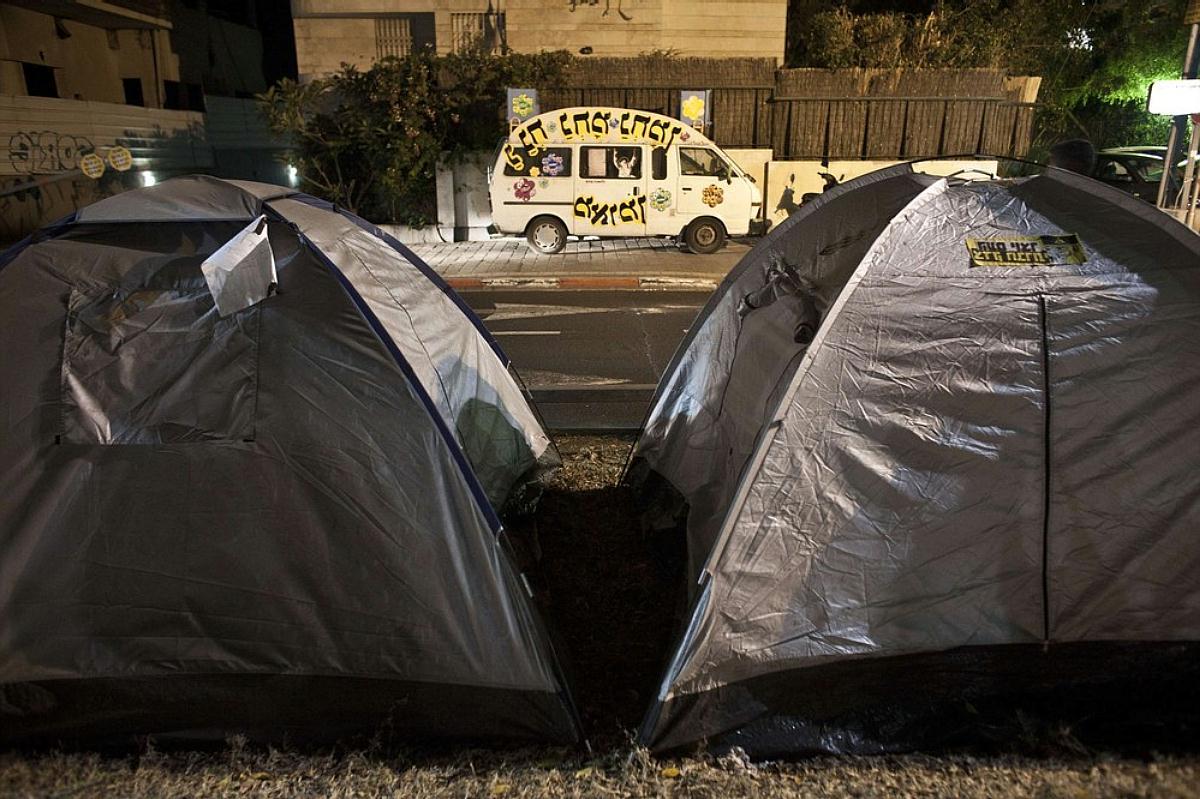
[489,106,765,255]
[1091,147,1184,203]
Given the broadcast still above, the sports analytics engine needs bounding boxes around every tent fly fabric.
[628,164,1200,756]
[0,176,580,746]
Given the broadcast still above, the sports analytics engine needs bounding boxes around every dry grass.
[3,436,1199,798]
[3,745,1199,798]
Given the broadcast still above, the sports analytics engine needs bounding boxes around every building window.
[21,63,58,98]
[107,30,121,50]
[208,0,251,26]
[122,77,145,107]
[451,13,485,52]
[376,17,412,59]
[164,80,206,111]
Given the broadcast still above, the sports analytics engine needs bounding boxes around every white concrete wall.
[0,94,288,241]
[762,158,1000,228]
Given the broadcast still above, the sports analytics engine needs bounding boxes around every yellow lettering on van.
[589,111,609,139]
[502,144,525,173]
[516,119,548,156]
[574,193,646,226]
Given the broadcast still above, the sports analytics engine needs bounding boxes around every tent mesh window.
[60,287,260,445]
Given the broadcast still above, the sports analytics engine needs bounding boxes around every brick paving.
[408,236,751,279]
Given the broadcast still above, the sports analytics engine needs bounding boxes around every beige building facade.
[291,0,787,80]
[0,1,181,106]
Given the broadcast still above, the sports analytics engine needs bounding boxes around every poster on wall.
[507,88,540,130]
[679,90,711,134]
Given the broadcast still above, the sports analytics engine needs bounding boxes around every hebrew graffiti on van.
[574,193,646,226]
[510,109,685,160]
[9,131,95,174]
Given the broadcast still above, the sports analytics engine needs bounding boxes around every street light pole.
[1158,7,1200,210]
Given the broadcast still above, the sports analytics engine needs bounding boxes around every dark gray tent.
[629,165,1200,755]
[0,176,579,745]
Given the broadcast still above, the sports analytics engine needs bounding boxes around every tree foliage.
[259,47,570,226]
[788,0,1190,150]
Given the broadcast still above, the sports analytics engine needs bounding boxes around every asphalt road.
[464,289,709,430]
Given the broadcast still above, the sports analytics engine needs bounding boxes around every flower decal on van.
[702,184,724,207]
[511,93,535,118]
[513,178,536,202]
[541,152,564,177]
[649,188,672,212]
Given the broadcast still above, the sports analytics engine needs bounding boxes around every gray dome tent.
[0,176,578,745]
[629,164,1200,755]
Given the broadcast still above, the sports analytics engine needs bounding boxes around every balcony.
[4,0,171,30]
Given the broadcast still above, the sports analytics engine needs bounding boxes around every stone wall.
[290,0,787,79]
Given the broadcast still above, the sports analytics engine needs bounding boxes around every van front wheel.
[526,216,568,255]
[683,218,726,254]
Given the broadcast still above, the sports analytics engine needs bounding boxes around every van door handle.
[681,187,693,191]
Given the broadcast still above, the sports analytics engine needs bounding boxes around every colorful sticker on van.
[649,188,672,212]
[702,184,724,207]
[541,152,565,176]
[513,178,536,202]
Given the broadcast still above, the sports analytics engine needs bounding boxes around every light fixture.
[286,164,299,186]
[1148,80,1200,116]
[140,171,157,187]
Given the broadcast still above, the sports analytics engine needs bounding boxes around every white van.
[488,106,765,255]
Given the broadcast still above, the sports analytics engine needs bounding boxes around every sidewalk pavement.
[408,236,752,290]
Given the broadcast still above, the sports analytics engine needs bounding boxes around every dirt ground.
[3,435,1199,798]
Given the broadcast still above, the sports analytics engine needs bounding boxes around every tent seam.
[1039,293,1052,644]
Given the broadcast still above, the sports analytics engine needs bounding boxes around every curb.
[445,276,719,291]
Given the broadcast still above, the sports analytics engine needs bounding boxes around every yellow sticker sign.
[79,152,105,180]
[107,145,133,172]
[966,234,1086,267]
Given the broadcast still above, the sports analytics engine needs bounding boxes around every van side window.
[680,147,726,177]
[652,147,667,181]
[582,146,642,179]
[502,146,572,178]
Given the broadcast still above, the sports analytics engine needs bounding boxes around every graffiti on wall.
[505,108,686,171]
[574,193,646,226]
[0,177,94,242]
[567,0,632,20]
[8,131,96,174]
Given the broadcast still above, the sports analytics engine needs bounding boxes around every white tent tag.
[201,215,277,316]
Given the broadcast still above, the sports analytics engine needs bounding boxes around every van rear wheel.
[526,216,568,255]
[684,218,726,254]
